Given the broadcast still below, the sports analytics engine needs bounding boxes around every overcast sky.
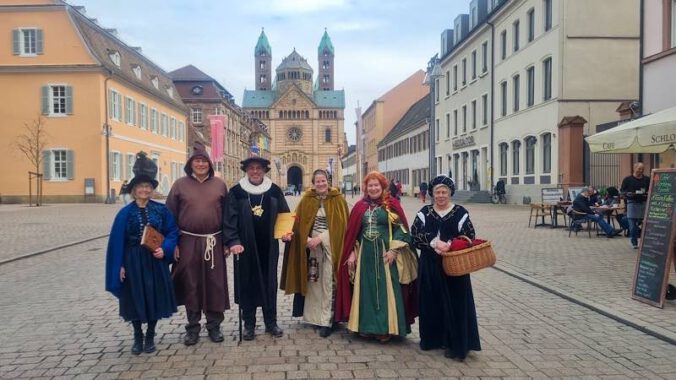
[71,0,467,145]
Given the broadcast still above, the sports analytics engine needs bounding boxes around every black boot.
[265,324,283,337]
[131,321,143,355]
[319,326,332,338]
[144,321,157,353]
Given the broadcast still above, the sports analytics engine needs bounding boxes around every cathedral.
[242,29,345,191]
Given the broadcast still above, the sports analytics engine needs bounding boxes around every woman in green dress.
[335,171,418,342]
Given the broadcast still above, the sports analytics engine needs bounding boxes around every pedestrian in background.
[335,171,418,343]
[281,169,349,337]
[105,152,179,355]
[119,180,130,205]
[410,175,481,361]
[419,181,428,203]
[620,162,651,249]
[224,156,293,340]
[166,142,230,346]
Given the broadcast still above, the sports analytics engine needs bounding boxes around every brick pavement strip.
[0,196,675,379]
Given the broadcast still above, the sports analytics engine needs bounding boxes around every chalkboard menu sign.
[631,169,675,308]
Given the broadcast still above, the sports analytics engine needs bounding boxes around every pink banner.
[208,115,226,162]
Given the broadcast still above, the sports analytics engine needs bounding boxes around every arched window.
[325,128,331,143]
[512,140,521,175]
[541,133,551,173]
[525,136,537,175]
[499,143,509,176]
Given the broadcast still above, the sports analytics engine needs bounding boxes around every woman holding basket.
[410,175,480,360]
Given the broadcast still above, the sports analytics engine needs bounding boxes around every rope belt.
[180,230,221,269]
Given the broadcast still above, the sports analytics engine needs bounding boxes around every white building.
[436,0,493,191]
[492,0,639,202]
[341,144,357,192]
[378,95,431,196]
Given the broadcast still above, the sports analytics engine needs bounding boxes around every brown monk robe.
[166,142,229,346]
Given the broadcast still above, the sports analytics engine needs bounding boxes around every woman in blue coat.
[105,152,179,355]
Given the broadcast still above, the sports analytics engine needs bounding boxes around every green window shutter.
[66,150,74,180]
[36,29,44,55]
[12,29,20,55]
[132,101,136,125]
[41,85,50,115]
[65,86,73,115]
[137,105,142,128]
[42,150,51,180]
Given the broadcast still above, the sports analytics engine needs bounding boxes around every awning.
[585,106,676,153]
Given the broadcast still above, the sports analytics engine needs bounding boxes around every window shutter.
[12,29,20,55]
[108,90,113,119]
[137,105,142,129]
[65,86,73,115]
[41,85,50,115]
[109,152,114,180]
[36,29,44,55]
[66,150,74,180]
[42,150,51,180]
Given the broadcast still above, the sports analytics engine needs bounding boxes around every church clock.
[287,127,302,142]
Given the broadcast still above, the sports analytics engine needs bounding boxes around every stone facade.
[243,30,345,190]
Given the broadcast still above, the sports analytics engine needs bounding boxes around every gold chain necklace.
[248,193,265,217]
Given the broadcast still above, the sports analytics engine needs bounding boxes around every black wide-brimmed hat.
[128,151,159,190]
[429,175,456,196]
[240,156,271,172]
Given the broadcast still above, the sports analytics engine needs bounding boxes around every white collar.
[239,176,272,195]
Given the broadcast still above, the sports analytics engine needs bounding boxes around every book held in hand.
[141,225,164,252]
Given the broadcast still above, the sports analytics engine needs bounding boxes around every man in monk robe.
[224,156,292,340]
[166,142,230,346]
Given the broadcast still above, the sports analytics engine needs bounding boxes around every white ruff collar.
[239,176,272,195]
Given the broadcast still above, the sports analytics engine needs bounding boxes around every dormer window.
[166,86,174,98]
[109,50,121,67]
[132,65,142,80]
[151,76,159,89]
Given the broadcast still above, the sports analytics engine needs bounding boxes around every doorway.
[287,165,303,192]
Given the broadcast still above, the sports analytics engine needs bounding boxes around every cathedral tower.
[317,29,334,91]
[255,28,272,90]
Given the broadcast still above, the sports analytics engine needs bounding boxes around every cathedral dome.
[276,49,313,73]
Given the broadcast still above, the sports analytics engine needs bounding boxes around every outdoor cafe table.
[550,201,571,228]
[591,205,624,228]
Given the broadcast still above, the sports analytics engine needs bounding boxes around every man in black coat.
[225,157,293,340]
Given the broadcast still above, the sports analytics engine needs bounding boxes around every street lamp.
[423,54,442,179]
[328,157,334,186]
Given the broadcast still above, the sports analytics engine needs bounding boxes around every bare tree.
[14,116,48,175]
[14,116,49,205]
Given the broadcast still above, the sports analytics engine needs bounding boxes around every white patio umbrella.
[586,106,676,153]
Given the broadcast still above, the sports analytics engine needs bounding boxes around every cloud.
[240,0,348,16]
[330,19,385,32]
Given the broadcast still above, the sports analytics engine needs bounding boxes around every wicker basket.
[440,236,496,276]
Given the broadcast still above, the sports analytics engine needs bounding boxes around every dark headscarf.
[428,175,456,196]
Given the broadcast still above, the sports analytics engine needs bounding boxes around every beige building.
[362,70,428,174]
[489,0,638,202]
[0,0,188,203]
[242,30,345,190]
[640,0,676,168]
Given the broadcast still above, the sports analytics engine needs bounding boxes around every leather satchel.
[141,225,164,252]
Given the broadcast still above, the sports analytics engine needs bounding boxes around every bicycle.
[491,187,507,204]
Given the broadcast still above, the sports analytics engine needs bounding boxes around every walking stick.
[236,254,242,344]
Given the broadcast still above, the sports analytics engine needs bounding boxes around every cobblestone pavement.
[0,204,119,262]
[0,197,675,379]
